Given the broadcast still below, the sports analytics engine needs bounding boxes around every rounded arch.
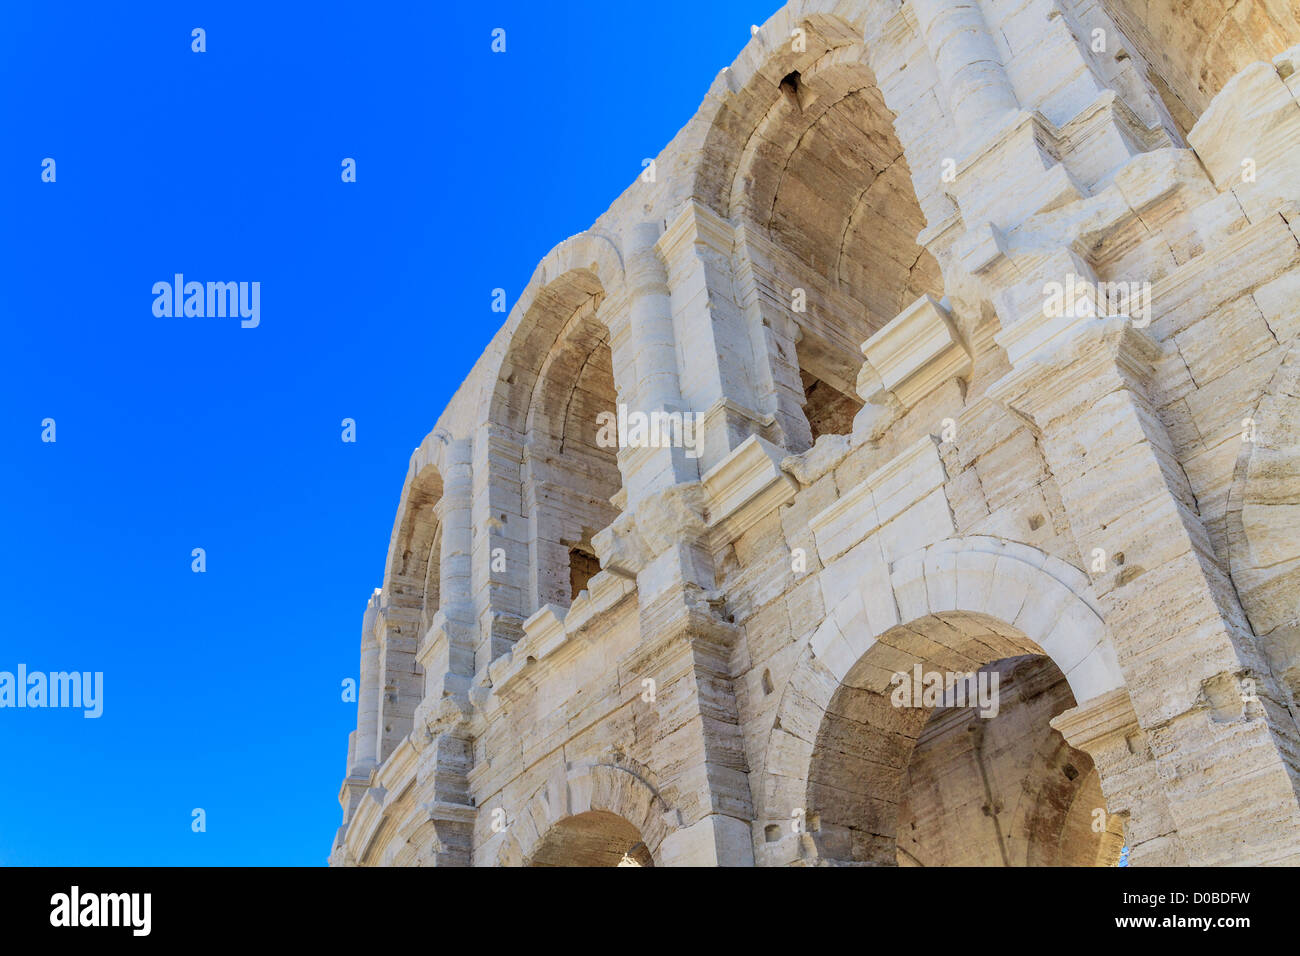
[372,455,447,760]
[812,537,1122,702]
[382,458,445,615]
[689,7,950,444]
[528,812,653,867]
[1226,341,1300,704]
[1098,0,1299,131]
[484,231,630,615]
[494,763,675,867]
[692,11,869,218]
[487,231,626,436]
[695,17,944,319]
[762,536,1126,865]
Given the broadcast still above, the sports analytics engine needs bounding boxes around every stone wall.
[331,0,1300,867]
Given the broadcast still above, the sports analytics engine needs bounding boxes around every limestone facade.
[331,0,1300,866]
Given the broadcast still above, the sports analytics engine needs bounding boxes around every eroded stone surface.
[331,2,1300,867]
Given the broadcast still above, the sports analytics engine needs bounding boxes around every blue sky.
[0,0,780,866]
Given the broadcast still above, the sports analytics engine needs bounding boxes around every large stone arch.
[1098,0,1300,133]
[373,455,447,761]
[691,3,939,221]
[488,231,625,436]
[687,6,953,449]
[493,764,676,867]
[382,444,448,604]
[1226,341,1300,712]
[484,231,630,618]
[762,536,1126,864]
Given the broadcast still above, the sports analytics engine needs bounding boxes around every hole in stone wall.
[779,70,802,111]
[744,66,944,453]
[1028,514,1045,531]
[801,370,862,441]
[764,824,781,843]
[819,651,1120,866]
[569,547,601,601]
[762,669,775,695]
[529,811,652,867]
[1116,565,1145,586]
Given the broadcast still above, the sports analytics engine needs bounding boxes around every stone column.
[354,590,382,773]
[910,0,1019,144]
[473,422,527,672]
[422,438,475,698]
[334,590,384,860]
[605,223,699,508]
[1050,687,1188,865]
[595,483,756,865]
[731,220,816,454]
[657,201,773,472]
[991,314,1300,865]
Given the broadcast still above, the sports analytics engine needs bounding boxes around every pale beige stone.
[331,1,1300,868]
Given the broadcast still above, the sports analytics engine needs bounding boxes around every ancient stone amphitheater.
[331,0,1300,866]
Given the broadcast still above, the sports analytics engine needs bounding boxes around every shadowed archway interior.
[527,811,654,867]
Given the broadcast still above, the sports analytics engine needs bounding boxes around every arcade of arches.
[333,0,1300,867]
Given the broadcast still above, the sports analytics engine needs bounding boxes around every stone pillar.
[657,201,773,472]
[334,590,384,862]
[375,598,421,763]
[991,315,1300,865]
[606,223,699,508]
[408,439,479,866]
[910,0,1019,145]
[354,590,382,772]
[423,438,475,698]
[596,483,756,865]
[1051,687,1188,865]
[731,220,816,454]
[473,422,527,672]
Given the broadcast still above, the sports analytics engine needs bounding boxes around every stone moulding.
[808,436,948,564]
[333,0,1300,866]
[492,762,681,867]
[861,293,972,409]
[489,570,638,702]
[700,433,799,544]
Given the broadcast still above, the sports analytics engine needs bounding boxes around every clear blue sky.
[0,0,780,866]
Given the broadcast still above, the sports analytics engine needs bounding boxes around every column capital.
[1050,687,1141,753]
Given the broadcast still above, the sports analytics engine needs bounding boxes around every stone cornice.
[989,316,1161,422]
[657,200,735,270]
[487,571,638,704]
[1049,687,1141,752]
[700,433,799,545]
[861,294,972,409]
[808,436,947,563]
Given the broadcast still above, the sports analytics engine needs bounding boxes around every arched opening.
[894,656,1123,866]
[1098,0,1299,136]
[489,264,628,622]
[523,294,622,609]
[420,522,442,639]
[730,54,945,444]
[807,612,1122,866]
[528,811,654,867]
[376,464,442,762]
[1227,345,1300,721]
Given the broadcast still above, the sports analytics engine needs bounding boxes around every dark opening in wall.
[779,70,803,111]
[801,370,862,441]
[569,547,601,601]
